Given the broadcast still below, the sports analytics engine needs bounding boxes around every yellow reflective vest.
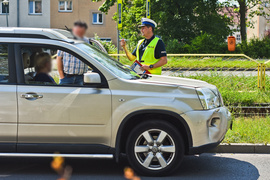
[136,37,162,75]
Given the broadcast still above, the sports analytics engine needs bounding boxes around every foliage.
[152,0,232,43]
[164,39,186,54]
[93,0,232,45]
[238,37,270,58]
[94,34,117,54]
[184,33,228,53]
[164,34,270,57]
[224,116,270,144]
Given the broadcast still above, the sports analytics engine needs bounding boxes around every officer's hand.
[140,65,150,71]
[120,39,126,47]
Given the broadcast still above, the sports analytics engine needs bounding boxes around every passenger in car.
[33,53,56,84]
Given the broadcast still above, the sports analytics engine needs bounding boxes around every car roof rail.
[0,27,75,43]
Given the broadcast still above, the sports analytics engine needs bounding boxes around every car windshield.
[76,43,140,80]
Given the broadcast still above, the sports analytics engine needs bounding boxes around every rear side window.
[0,44,9,83]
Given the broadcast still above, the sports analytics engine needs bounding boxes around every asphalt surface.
[0,153,268,180]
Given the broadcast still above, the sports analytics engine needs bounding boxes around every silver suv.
[0,28,231,176]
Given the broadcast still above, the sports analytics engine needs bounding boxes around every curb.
[209,143,270,154]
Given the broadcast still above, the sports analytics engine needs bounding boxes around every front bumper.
[181,106,232,154]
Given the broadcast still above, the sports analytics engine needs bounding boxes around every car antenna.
[64,25,78,40]
[65,25,71,32]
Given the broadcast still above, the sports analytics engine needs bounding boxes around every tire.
[126,120,185,176]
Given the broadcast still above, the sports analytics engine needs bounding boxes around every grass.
[118,56,267,69]
[223,116,270,144]
[178,73,270,106]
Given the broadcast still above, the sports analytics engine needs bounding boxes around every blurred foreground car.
[0,28,231,176]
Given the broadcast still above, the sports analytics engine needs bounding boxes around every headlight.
[196,88,221,109]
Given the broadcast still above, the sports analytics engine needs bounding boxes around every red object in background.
[228,36,236,52]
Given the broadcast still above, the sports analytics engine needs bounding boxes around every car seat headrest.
[22,53,30,69]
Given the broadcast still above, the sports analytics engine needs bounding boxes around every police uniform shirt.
[132,35,167,62]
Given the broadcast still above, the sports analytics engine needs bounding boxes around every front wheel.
[126,120,185,176]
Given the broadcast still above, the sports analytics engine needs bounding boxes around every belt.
[64,73,84,78]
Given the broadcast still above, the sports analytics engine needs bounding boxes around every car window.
[20,46,95,86]
[76,43,140,80]
[0,44,9,83]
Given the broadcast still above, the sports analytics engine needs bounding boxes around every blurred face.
[72,26,87,38]
[140,26,153,38]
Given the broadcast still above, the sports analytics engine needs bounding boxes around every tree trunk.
[238,0,247,42]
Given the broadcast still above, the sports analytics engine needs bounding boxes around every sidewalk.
[211,143,270,153]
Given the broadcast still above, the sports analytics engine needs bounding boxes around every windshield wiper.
[130,76,141,80]
[140,74,151,79]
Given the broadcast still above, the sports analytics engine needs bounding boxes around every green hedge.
[164,33,270,58]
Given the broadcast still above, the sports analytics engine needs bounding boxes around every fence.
[110,54,270,108]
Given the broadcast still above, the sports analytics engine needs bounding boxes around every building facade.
[50,0,117,43]
[247,4,270,40]
[0,0,50,28]
[0,0,117,44]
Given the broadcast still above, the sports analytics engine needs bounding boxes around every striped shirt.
[57,37,89,75]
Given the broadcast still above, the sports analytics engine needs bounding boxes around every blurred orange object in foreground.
[228,36,236,52]
[51,154,72,180]
[124,167,141,180]
[51,156,64,172]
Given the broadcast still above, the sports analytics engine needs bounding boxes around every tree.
[222,0,270,42]
[92,0,232,46]
[151,0,231,43]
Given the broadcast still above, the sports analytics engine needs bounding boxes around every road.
[0,153,268,180]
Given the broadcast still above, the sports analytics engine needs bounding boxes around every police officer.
[121,18,167,75]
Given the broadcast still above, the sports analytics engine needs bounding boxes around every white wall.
[0,0,18,27]
[19,0,50,28]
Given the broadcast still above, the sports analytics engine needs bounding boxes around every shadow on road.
[0,153,259,180]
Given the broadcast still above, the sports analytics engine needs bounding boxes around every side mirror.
[84,72,101,84]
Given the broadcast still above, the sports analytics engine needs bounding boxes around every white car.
[0,28,232,176]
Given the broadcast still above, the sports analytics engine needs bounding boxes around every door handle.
[21,93,43,100]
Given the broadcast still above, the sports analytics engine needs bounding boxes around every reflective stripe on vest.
[136,37,162,75]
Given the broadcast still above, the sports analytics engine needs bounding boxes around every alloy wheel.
[134,129,176,170]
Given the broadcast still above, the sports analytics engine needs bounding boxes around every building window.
[29,0,42,14]
[92,13,103,24]
[236,34,241,41]
[59,1,72,12]
[0,2,9,14]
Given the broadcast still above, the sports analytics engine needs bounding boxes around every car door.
[0,43,17,152]
[15,44,112,153]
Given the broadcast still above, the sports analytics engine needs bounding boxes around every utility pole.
[117,0,122,61]
[146,0,150,18]
[17,0,20,27]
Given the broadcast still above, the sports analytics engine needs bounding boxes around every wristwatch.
[149,65,154,69]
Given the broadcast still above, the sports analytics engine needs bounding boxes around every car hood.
[138,75,216,89]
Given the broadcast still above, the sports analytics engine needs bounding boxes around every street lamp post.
[3,0,9,27]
